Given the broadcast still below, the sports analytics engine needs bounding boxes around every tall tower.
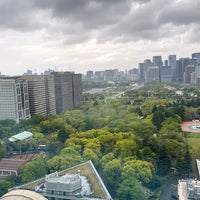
[168,55,176,81]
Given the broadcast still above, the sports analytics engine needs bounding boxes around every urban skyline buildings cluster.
[0,71,82,122]
[84,51,200,85]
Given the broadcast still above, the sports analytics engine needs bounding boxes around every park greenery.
[1,82,200,199]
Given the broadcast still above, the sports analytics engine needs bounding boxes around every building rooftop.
[14,160,112,200]
[0,189,48,200]
[9,131,33,142]
[0,158,27,171]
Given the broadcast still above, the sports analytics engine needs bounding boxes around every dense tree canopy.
[0,83,197,199]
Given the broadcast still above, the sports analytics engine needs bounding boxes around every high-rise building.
[128,68,139,81]
[177,58,191,83]
[145,66,160,83]
[72,73,83,108]
[86,70,93,79]
[103,69,118,81]
[139,59,153,82]
[152,56,163,67]
[192,52,200,64]
[168,55,177,81]
[184,65,195,84]
[139,63,145,82]
[22,75,56,117]
[52,72,82,114]
[44,75,56,116]
[160,66,172,83]
[0,77,30,122]
[22,75,47,117]
[195,64,200,86]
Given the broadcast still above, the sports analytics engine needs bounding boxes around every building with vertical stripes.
[52,72,82,114]
[0,77,30,122]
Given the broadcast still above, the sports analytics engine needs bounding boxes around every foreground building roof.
[13,160,112,200]
[0,189,47,200]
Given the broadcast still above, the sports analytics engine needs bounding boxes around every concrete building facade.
[52,72,82,114]
[0,78,30,122]
[22,75,54,117]
[145,66,160,83]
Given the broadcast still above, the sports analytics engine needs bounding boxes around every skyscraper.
[177,58,191,83]
[145,66,160,83]
[168,55,176,81]
[152,56,163,67]
[192,52,200,64]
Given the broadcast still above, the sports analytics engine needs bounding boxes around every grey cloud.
[158,0,200,25]
[0,0,47,31]
[0,0,199,44]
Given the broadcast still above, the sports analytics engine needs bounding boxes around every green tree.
[20,154,47,183]
[100,153,115,169]
[114,139,137,159]
[47,146,83,172]
[117,177,147,200]
[103,158,122,187]
[183,145,192,177]
[122,160,154,184]
[83,148,99,166]
[57,124,75,143]
[157,145,171,176]
[0,179,12,196]
[0,143,6,159]
[152,111,165,130]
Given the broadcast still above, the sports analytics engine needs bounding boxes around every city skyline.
[0,0,200,76]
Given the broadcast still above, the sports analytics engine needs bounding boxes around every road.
[158,176,179,200]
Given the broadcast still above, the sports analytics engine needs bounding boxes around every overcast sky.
[0,0,199,76]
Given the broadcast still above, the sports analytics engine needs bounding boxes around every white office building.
[0,78,30,122]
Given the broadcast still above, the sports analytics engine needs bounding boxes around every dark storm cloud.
[0,0,199,43]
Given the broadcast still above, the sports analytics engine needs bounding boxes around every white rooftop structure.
[45,172,82,193]
[9,131,33,142]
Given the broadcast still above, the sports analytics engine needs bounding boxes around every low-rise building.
[14,160,112,200]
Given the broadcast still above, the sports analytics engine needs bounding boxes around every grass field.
[186,132,200,158]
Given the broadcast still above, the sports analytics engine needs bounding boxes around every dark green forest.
[1,83,200,199]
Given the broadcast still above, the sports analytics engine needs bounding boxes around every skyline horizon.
[0,0,200,76]
[0,50,199,76]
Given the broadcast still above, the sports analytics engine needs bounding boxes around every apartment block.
[22,75,51,117]
[0,77,30,122]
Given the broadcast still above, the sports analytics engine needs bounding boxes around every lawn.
[187,133,200,158]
